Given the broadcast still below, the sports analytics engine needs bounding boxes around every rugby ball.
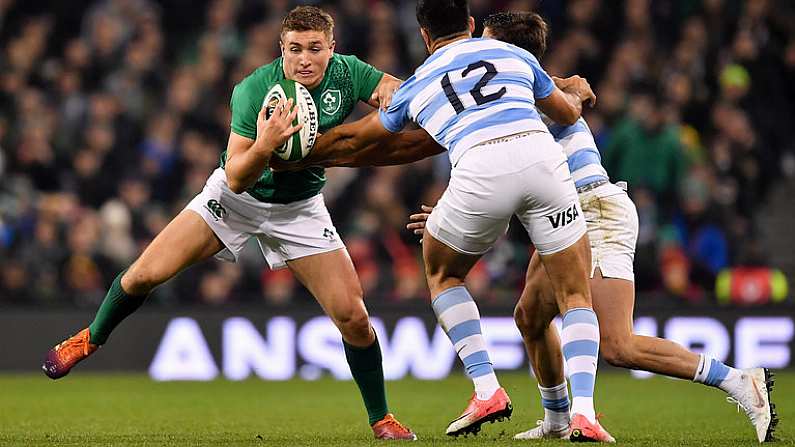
[263,79,319,162]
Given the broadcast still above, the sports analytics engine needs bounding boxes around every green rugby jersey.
[221,54,383,203]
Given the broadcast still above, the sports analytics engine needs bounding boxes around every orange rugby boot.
[42,328,98,379]
[371,413,417,440]
[570,413,616,443]
[446,388,512,437]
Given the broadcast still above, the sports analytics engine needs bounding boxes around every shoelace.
[595,412,606,422]
[57,332,90,358]
[381,418,410,433]
[726,396,756,421]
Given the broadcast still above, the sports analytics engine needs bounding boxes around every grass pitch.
[0,371,791,446]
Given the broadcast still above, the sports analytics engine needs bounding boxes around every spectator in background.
[604,88,687,215]
[1,0,794,306]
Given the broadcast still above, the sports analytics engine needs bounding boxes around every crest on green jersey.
[320,89,342,115]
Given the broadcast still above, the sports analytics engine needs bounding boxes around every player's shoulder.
[433,38,540,69]
[331,52,361,66]
[497,40,542,65]
[234,58,285,94]
[329,53,377,75]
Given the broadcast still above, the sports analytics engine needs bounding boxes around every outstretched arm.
[319,129,444,168]
[271,111,444,170]
[309,112,392,163]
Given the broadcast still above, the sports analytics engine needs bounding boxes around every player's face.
[280,30,335,90]
[481,27,495,39]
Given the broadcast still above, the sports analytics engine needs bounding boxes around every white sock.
[571,396,595,422]
[431,286,500,400]
[561,308,599,423]
[473,373,500,400]
[693,354,741,393]
[539,381,570,429]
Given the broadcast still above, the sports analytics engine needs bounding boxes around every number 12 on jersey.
[441,60,507,114]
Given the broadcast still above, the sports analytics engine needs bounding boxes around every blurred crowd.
[1,0,794,307]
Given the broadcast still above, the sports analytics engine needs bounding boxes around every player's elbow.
[228,182,246,194]
[225,173,247,194]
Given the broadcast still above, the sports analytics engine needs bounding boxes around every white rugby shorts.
[425,131,587,256]
[579,182,639,282]
[185,168,345,269]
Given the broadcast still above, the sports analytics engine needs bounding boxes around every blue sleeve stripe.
[567,148,602,172]
[379,109,404,133]
[530,63,554,99]
[548,120,590,140]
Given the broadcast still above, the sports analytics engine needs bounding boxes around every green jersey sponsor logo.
[320,89,342,115]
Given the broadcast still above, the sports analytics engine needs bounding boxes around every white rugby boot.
[513,420,571,440]
[725,368,778,442]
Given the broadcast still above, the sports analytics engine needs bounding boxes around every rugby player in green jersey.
[42,6,416,440]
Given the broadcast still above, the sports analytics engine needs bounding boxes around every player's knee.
[513,304,534,337]
[336,307,372,341]
[600,338,635,369]
[513,302,546,341]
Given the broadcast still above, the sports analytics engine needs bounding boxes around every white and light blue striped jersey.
[379,38,554,164]
[544,116,609,189]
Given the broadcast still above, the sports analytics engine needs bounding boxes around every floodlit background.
[0,0,793,377]
[1,3,794,446]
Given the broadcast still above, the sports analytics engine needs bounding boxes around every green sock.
[88,271,147,345]
[343,334,389,425]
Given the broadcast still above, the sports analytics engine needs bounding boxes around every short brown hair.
[483,11,548,59]
[281,6,334,40]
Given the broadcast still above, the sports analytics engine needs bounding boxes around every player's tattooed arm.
[536,75,596,125]
[272,123,442,171]
[369,73,403,111]
[324,129,443,167]
[225,98,302,193]
[301,111,392,163]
